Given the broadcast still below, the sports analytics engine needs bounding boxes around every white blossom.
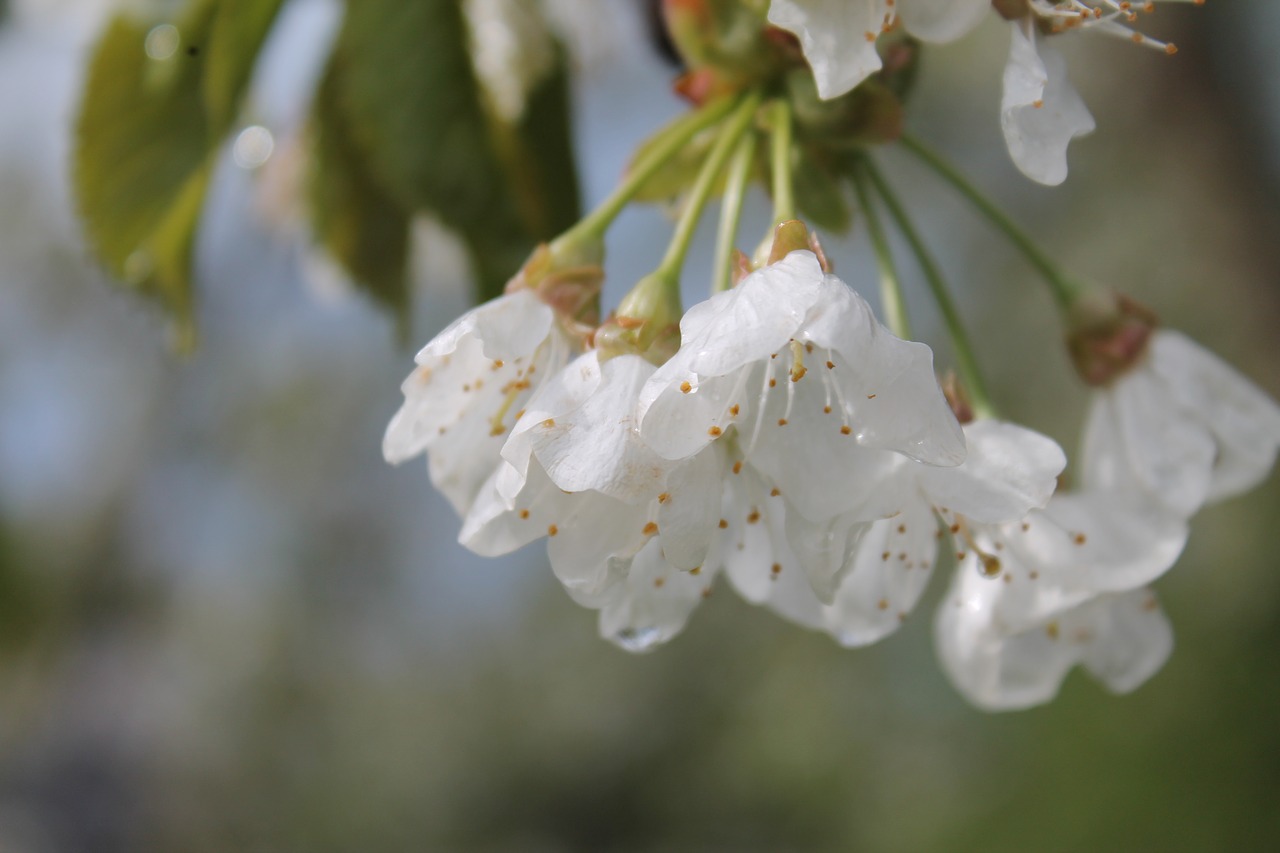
[821,419,1066,646]
[716,419,1068,647]
[934,488,1188,710]
[1082,330,1280,518]
[637,249,964,607]
[1002,1,1200,184]
[383,289,575,516]
[937,584,1174,712]
[767,0,990,99]
[460,349,725,651]
[639,250,965,522]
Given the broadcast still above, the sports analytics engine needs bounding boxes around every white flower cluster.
[384,249,1280,710]
[767,0,1200,185]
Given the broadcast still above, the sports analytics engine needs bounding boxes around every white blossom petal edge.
[383,289,572,516]
[1001,18,1095,186]
[937,583,1173,712]
[767,0,989,99]
[1082,330,1280,517]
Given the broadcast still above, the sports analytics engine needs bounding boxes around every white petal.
[546,490,649,597]
[594,539,714,653]
[717,470,824,629]
[458,460,568,557]
[767,0,888,100]
[384,291,556,464]
[498,344,602,501]
[424,421,513,515]
[420,289,554,362]
[801,276,966,466]
[1148,331,1280,504]
[382,290,569,515]
[1092,370,1216,516]
[742,389,910,523]
[918,420,1065,524]
[784,509,872,604]
[986,491,1188,633]
[656,445,725,571]
[935,571,1172,711]
[528,352,673,503]
[675,251,827,379]
[1000,20,1095,186]
[899,0,988,43]
[638,252,826,461]
[822,497,940,646]
[1080,589,1174,695]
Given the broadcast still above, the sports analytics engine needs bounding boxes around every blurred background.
[1,1,1279,850]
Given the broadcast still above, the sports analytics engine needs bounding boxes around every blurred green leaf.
[334,0,580,302]
[204,0,287,128]
[491,44,581,242]
[73,0,284,345]
[335,0,513,229]
[794,147,852,234]
[310,60,411,331]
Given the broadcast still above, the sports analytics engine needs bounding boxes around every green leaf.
[333,0,582,301]
[309,59,412,330]
[73,0,287,343]
[204,0,287,128]
[73,4,219,334]
[489,43,581,244]
[793,147,852,234]
[335,0,513,231]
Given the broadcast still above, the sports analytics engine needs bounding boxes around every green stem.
[851,162,912,341]
[711,131,757,294]
[863,159,997,420]
[768,99,795,224]
[654,90,763,284]
[554,95,739,251]
[900,133,1083,310]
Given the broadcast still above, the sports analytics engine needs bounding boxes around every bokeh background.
[1,1,1279,850]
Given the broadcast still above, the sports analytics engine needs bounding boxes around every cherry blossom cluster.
[381,0,1277,712]
[384,237,1279,710]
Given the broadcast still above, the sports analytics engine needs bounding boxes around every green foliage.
[204,0,288,129]
[74,2,219,347]
[333,0,580,303]
[73,0,583,341]
[309,60,411,333]
[74,0,286,349]
[793,147,852,233]
[494,44,581,250]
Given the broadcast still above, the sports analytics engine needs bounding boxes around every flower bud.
[1065,289,1159,386]
[662,0,783,99]
[595,271,683,365]
[507,238,605,328]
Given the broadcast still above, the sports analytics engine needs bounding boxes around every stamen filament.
[489,384,524,436]
[953,516,1002,577]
